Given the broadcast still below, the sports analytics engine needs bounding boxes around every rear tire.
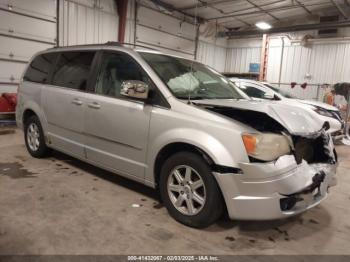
[159,151,224,228]
[24,115,50,158]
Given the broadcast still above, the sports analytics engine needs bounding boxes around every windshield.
[264,83,296,98]
[140,52,244,100]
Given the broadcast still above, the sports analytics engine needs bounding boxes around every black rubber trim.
[211,164,243,174]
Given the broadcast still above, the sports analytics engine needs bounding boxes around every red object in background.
[291,82,297,88]
[301,82,307,89]
[0,93,17,113]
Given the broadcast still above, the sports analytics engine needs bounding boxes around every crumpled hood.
[295,99,339,111]
[194,99,325,134]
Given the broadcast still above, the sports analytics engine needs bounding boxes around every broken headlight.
[242,133,291,161]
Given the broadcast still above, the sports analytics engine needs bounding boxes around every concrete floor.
[0,126,350,255]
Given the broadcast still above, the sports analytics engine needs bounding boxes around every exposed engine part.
[200,106,286,133]
[292,129,336,165]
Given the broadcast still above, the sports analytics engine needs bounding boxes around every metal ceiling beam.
[294,0,312,14]
[245,0,280,21]
[148,0,205,23]
[330,0,349,19]
[190,0,252,27]
[235,18,252,27]
[218,18,251,27]
[222,20,350,37]
[207,2,331,21]
[180,0,233,11]
[181,0,283,15]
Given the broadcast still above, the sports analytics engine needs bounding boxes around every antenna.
[187,2,199,105]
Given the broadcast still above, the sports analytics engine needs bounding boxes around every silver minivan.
[16,43,337,228]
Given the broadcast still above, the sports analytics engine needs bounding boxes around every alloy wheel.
[167,165,206,216]
[27,123,40,152]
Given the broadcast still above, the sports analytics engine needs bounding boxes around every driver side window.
[95,52,152,98]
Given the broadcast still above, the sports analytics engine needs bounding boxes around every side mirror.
[120,80,149,100]
[273,94,281,100]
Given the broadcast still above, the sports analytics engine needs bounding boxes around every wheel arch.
[20,101,48,133]
[153,142,239,190]
[154,142,213,188]
[22,108,37,125]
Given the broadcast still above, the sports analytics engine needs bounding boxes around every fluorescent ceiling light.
[255,22,272,30]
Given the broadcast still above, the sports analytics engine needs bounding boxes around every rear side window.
[23,53,57,84]
[52,51,95,90]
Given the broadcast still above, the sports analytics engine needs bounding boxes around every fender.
[145,127,241,186]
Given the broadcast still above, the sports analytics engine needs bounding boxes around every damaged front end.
[197,102,337,165]
[277,129,337,213]
[195,100,338,220]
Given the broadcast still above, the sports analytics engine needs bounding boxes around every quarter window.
[23,53,57,84]
[95,52,152,98]
[52,52,95,90]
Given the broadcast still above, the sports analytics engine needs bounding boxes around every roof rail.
[51,42,158,51]
[105,41,157,50]
[52,43,106,49]
[104,41,122,46]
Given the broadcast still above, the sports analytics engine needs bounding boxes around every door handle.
[88,102,101,109]
[72,98,83,106]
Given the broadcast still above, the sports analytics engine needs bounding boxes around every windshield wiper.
[204,97,245,100]
[177,96,204,100]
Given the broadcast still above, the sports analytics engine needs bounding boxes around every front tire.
[159,151,224,228]
[24,115,50,158]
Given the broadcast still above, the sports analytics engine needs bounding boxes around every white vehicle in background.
[231,78,345,142]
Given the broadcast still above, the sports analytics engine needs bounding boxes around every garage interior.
[1,0,350,256]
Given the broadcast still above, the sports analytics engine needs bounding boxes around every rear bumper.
[15,100,23,130]
[213,155,337,220]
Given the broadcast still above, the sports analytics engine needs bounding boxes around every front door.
[84,51,153,180]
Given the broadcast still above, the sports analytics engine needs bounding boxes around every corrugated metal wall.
[58,0,118,46]
[196,23,227,72]
[224,37,350,100]
[0,0,57,93]
[308,43,350,83]
[267,41,317,100]
[225,47,261,73]
[267,39,350,100]
[196,41,226,72]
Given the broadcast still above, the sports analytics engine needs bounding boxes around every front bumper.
[325,116,345,142]
[331,129,345,142]
[213,155,337,220]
